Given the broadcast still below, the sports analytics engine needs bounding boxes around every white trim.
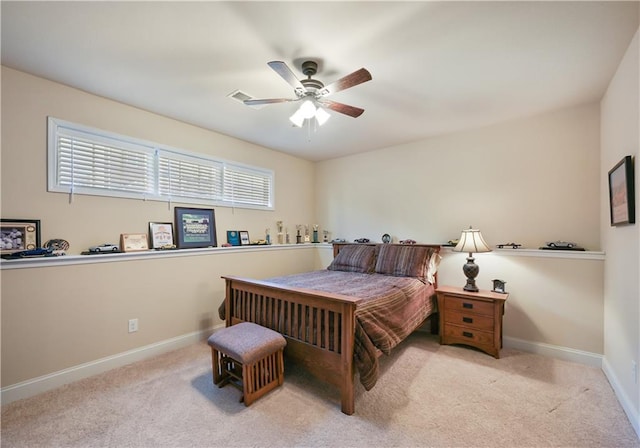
[503,336,603,368]
[1,325,224,405]
[440,246,604,260]
[602,357,640,439]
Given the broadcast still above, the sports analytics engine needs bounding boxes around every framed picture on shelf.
[120,233,149,252]
[227,230,241,246]
[174,207,217,249]
[149,222,174,249]
[1,219,41,255]
[239,230,250,246]
[608,155,635,226]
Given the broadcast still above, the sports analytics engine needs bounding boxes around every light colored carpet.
[2,333,638,448]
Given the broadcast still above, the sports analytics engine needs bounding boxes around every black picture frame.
[174,207,217,249]
[1,219,41,255]
[227,230,241,246]
[239,230,250,246]
[608,155,635,226]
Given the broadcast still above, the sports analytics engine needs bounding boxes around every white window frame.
[47,117,274,210]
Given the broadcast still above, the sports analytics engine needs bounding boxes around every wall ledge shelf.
[439,246,605,261]
[0,243,329,270]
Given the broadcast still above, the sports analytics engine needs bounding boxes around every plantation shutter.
[223,164,273,208]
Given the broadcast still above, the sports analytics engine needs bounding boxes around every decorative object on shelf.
[323,230,330,243]
[296,225,302,244]
[286,228,291,244]
[1,247,56,259]
[312,225,319,243]
[174,207,217,249]
[496,242,521,249]
[226,231,240,246]
[492,279,507,294]
[277,221,284,244]
[87,243,120,254]
[442,239,459,247]
[120,233,149,252]
[452,226,492,292]
[304,225,311,243]
[149,222,174,249]
[239,231,250,246]
[265,228,271,245]
[399,239,416,245]
[540,240,585,251]
[382,233,391,244]
[608,155,635,226]
[44,239,70,255]
[1,219,41,256]
[354,238,370,243]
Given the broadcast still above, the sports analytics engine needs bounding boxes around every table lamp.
[453,227,492,292]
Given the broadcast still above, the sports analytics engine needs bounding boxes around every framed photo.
[608,155,635,226]
[227,230,241,246]
[1,219,41,255]
[175,207,217,249]
[120,233,149,252]
[239,230,250,246]
[149,222,174,249]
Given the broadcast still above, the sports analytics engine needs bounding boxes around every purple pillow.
[374,245,435,281]
[327,245,377,273]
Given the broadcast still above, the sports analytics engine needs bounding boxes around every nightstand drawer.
[444,310,494,331]
[443,296,494,317]
[443,325,494,346]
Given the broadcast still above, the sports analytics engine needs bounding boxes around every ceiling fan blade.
[319,68,372,97]
[244,98,298,106]
[318,99,365,118]
[267,61,306,92]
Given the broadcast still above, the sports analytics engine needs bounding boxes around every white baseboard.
[503,336,603,368]
[1,324,224,405]
[602,357,640,439]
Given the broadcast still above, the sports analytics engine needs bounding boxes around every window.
[47,117,274,209]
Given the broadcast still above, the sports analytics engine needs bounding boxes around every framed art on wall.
[149,222,174,248]
[174,207,217,249]
[227,230,241,246]
[239,230,250,245]
[0,219,41,255]
[120,233,149,252]
[608,155,635,226]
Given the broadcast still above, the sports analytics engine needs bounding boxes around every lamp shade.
[453,228,491,254]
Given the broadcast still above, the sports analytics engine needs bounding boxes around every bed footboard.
[222,276,362,415]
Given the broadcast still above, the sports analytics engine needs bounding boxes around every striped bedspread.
[265,270,436,390]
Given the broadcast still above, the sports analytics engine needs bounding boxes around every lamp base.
[462,255,480,292]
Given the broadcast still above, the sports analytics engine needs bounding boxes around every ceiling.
[2,1,638,162]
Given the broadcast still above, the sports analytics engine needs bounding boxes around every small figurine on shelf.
[296,225,302,244]
[276,221,284,245]
[323,230,330,243]
[304,225,310,243]
[265,228,271,245]
[312,225,319,243]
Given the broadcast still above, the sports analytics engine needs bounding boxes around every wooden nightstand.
[436,285,508,359]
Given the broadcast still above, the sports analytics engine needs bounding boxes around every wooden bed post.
[340,302,356,415]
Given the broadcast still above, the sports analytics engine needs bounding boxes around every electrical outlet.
[632,361,638,384]
[128,318,138,333]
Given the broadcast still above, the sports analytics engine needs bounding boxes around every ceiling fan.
[244,60,372,119]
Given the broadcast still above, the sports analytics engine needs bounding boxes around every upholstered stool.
[207,322,286,406]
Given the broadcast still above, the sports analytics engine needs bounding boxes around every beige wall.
[0,67,318,392]
[315,104,606,357]
[600,28,640,431]
[316,103,601,250]
[1,67,315,254]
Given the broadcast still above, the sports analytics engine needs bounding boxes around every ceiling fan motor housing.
[300,61,324,93]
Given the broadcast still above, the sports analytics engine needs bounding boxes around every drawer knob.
[463,317,473,324]
[462,302,473,309]
[463,331,473,338]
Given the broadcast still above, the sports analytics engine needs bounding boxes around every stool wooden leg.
[211,348,222,385]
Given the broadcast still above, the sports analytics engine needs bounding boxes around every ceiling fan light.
[315,107,330,126]
[289,111,305,127]
[299,100,316,119]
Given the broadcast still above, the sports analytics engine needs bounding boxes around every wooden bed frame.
[222,242,440,415]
